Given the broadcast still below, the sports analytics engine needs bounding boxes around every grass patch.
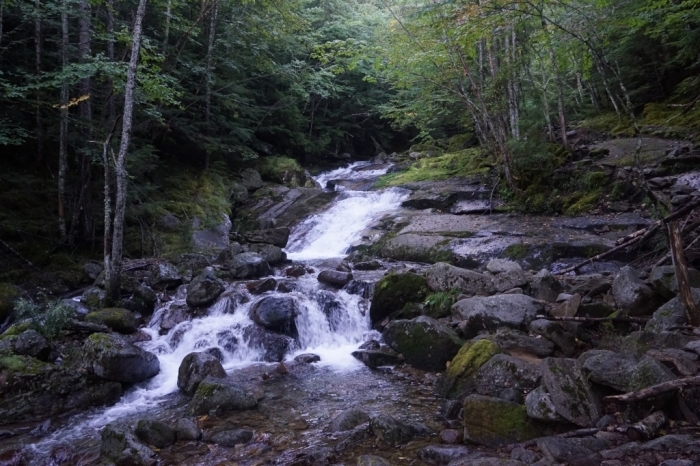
[257,156,306,186]
[577,112,635,136]
[375,149,488,187]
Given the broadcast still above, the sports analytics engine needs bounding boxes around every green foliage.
[13,299,73,341]
[376,149,487,186]
[423,290,459,319]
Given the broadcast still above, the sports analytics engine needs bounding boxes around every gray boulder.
[463,395,546,447]
[202,428,253,447]
[135,419,176,448]
[352,348,404,368]
[627,355,676,392]
[612,266,663,316]
[529,319,577,357]
[357,455,391,466]
[382,316,463,371]
[101,423,156,466]
[369,272,429,324]
[487,259,522,274]
[244,227,291,247]
[453,294,543,336]
[178,351,227,396]
[173,418,201,441]
[529,269,563,303]
[425,262,495,295]
[81,286,106,309]
[249,295,297,335]
[229,252,271,279]
[369,413,414,446]
[85,308,138,334]
[186,268,225,308]
[148,262,182,290]
[246,277,277,294]
[467,354,541,398]
[649,265,700,299]
[491,269,528,293]
[11,329,50,359]
[478,329,554,358]
[246,243,287,265]
[241,326,296,362]
[329,408,370,432]
[579,350,637,392]
[192,213,231,252]
[190,377,257,415]
[417,445,471,465]
[84,333,160,383]
[525,386,562,422]
[537,437,605,465]
[542,358,601,427]
[646,289,700,332]
[318,270,353,287]
[239,168,263,190]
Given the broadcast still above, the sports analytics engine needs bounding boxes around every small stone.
[417,445,470,464]
[530,269,563,303]
[245,278,277,294]
[135,419,176,448]
[173,418,201,441]
[317,270,353,287]
[294,353,321,364]
[551,293,581,318]
[440,429,463,444]
[202,428,253,447]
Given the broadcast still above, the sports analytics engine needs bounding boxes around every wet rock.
[440,429,463,444]
[357,455,391,466]
[579,350,637,391]
[537,437,606,465]
[359,340,380,350]
[241,326,296,362]
[329,408,370,432]
[435,339,501,398]
[244,227,291,247]
[352,348,404,368]
[81,286,106,309]
[190,376,257,415]
[369,413,414,446]
[177,351,227,396]
[229,252,271,279]
[612,266,664,316]
[100,423,156,466]
[646,289,700,332]
[353,260,384,271]
[173,418,201,441]
[249,295,297,335]
[246,243,287,265]
[542,357,601,427]
[452,294,543,336]
[285,264,307,277]
[530,269,563,303]
[11,329,50,360]
[318,270,353,287]
[344,280,375,299]
[425,262,495,295]
[417,445,471,465]
[649,266,700,300]
[216,242,245,265]
[463,395,545,447]
[382,316,463,371]
[160,303,190,331]
[85,308,137,334]
[173,253,211,279]
[467,354,541,398]
[246,277,277,294]
[478,329,555,358]
[84,333,160,383]
[186,267,224,308]
[0,283,21,322]
[294,353,321,364]
[525,386,563,422]
[369,272,429,324]
[529,319,577,357]
[135,419,176,448]
[148,263,182,290]
[202,428,253,447]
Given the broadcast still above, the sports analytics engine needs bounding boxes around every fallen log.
[626,411,666,441]
[543,315,650,324]
[669,221,700,326]
[605,376,700,403]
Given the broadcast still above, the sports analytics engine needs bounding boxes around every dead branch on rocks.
[543,315,649,324]
[626,411,667,441]
[605,376,700,403]
[669,221,700,326]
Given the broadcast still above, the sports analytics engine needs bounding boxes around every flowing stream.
[19,161,427,464]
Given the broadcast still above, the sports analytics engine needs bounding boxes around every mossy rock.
[369,273,430,324]
[463,394,546,447]
[0,354,52,375]
[190,376,257,415]
[435,339,501,398]
[382,316,463,371]
[0,283,22,321]
[85,308,138,334]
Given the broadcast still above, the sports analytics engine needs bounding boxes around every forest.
[0,0,699,290]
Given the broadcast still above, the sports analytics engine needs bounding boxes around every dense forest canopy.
[1,0,699,289]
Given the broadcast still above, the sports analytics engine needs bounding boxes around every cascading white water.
[28,160,403,454]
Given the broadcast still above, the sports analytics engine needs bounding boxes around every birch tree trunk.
[204,3,218,171]
[59,0,69,240]
[163,0,172,51]
[106,0,148,303]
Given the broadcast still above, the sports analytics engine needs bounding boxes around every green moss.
[563,189,603,216]
[577,112,635,136]
[375,149,487,187]
[583,172,608,190]
[463,395,543,447]
[423,291,458,319]
[0,354,50,375]
[436,340,501,397]
[502,243,530,260]
[370,273,430,323]
[257,156,305,186]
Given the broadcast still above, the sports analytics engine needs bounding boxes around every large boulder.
[8,329,50,359]
[228,252,271,279]
[249,295,297,335]
[203,428,253,447]
[463,395,545,447]
[466,354,541,398]
[479,329,555,358]
[148,263,182,290]
[186,268,225,308]
[352,348,405,368]
[525,386,563,422]
[241,325,296,362]
[382,316,463,371]
[369,413,414,446]
[135,419,176,448]
[529,269,563,303]
[101,423,156,466]
[244,227,291,247]
[246,243,287,265]
[84,308,137,334]
[84,333,160,383]
[542,358,601,427]
[190,376,257,415]
[425,262,495,295]
[0,283,21,322]
[649,265,700,299]
[369,272,429,324]
[435,339,501,398]
[192,213,231,252]
[612,266,664,316]
[452,294,543,337]
[646,289,700,332]
[239,168,263,190]
[177,352,227,396]
[328,408,370,432]
[579,350,637,392]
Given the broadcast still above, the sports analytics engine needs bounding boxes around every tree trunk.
[59,0,69,240]
[668,221,700,326]
[543,20,567,148]
[163,0,172,51]
[34,0,43,163]
[204,3,218,172]
[1,0,4,45]
[106,0,115,119]
[78,0,93,240]
[106,0,148,303]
